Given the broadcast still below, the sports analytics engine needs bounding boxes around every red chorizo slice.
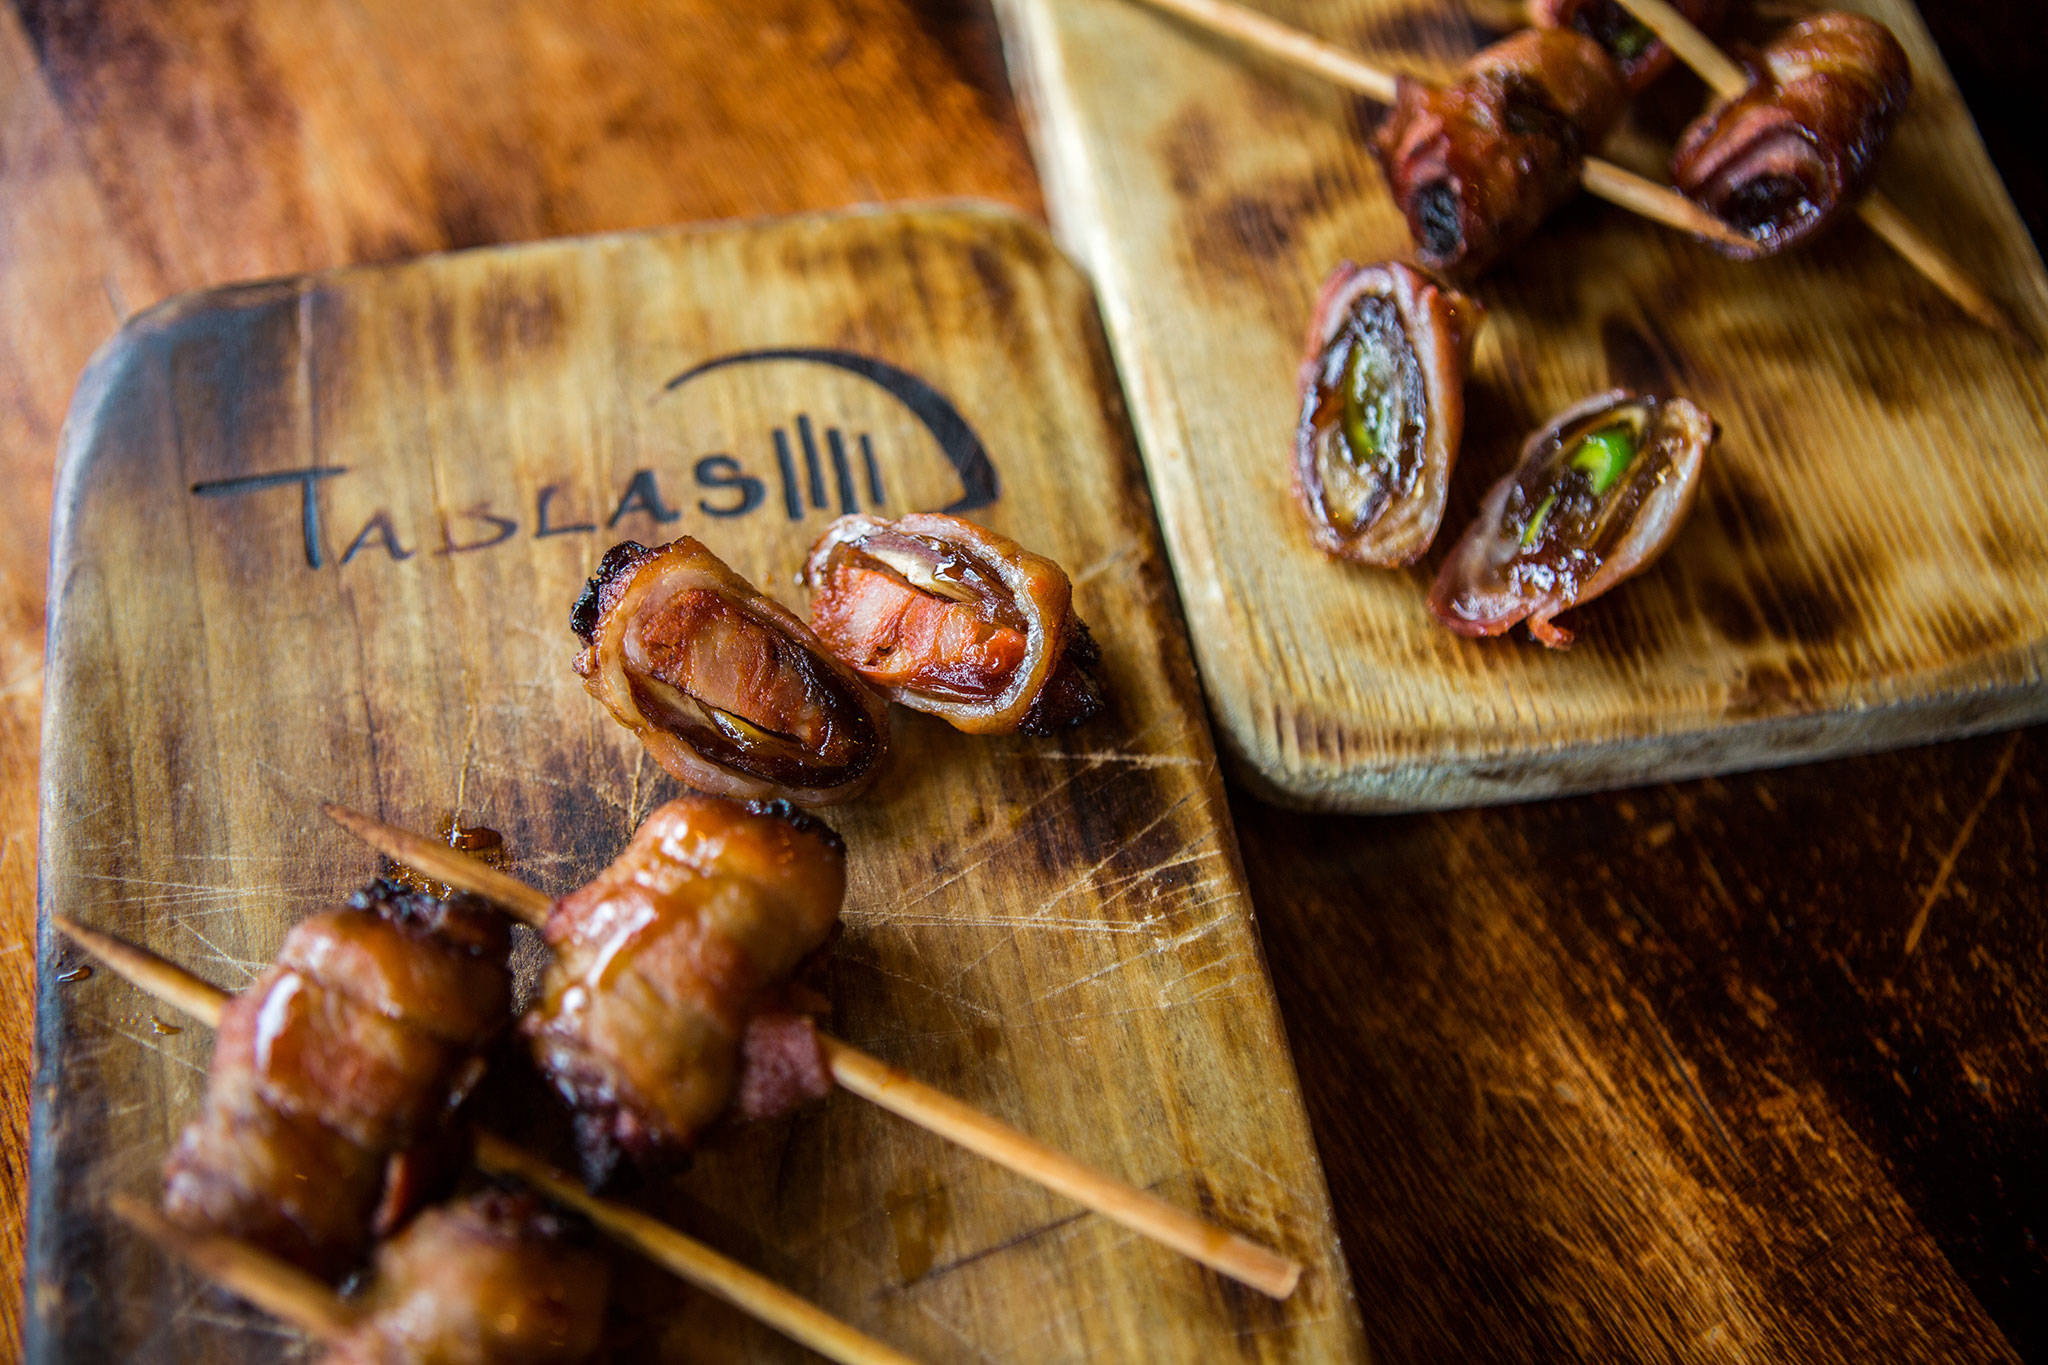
[803,513,1105,735]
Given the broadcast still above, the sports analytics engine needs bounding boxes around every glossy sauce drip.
[384,820,507,900]
[57,964,93,984]
[1307,294,1425,535]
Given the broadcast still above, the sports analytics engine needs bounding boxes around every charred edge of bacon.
[1018,619,1106,736]
[570,540,659,644]
[739,799,847,855]
[344,877,508,957]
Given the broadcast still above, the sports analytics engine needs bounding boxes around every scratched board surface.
[28,206,1366,1362]
[995,0,2048,811]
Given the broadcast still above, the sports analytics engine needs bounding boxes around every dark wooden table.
[1,2,2041,1358]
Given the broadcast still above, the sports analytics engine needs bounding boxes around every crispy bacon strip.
[1296,262,1483,565]
[319,1191,609,1365]
[573,538,890,806]
[522,796,844,1180]
[1374,29,1626,279]
[1672,12,1912,258]
[1531,0,1727,94]
[161,882,512,1278]
[802,513,1105,734]
[1430,390,1717,648]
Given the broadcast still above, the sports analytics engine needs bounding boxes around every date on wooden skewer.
[56,917,925,1365]
[320,802,1306,1301]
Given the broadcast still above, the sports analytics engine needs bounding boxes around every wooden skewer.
[320,803,1306,1301]
[1603,0,2023,339]
[470,1135,919,1365]
[1118,0,1752,252]
[52,917,924,1365]
[109,1195,358,1341]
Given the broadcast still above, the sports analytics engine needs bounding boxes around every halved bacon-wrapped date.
[319,1191,609,1365]
[161,882,513,1278]
[573,538,889,806]
[1296,262,1483,565]
[1430,390,1716,648]
[1374,29,1626,279]
[522,796,844,1180]
[1531,0,1727,95]
[1671,12,1911,258]
[802,513,1105,735]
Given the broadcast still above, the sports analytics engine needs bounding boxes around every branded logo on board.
[189,348,1000,569]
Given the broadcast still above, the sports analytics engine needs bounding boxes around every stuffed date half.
[802,512,1104,735]
[573,537,889,805]
[1429,390,1717,648]
[1296,262,1482,565]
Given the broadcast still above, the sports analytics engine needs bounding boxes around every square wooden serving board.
[29,205,1365,1362]
[996,0,2048,810]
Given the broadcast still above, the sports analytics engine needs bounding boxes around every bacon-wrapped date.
[1296,262,1483,565]
[573,538,890,806]
[1671,12,1911,258]
[161,882,512,1277]
[1531,0,1727,95]
[1374,29,1626,279]
[319,1191,609,1365]
[1430,390,1716,648]
[522,796,844,1180]
[802,513,1105,735]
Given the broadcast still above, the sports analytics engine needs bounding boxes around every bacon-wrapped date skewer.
[573,538,890,806]
[161,881,512,1277]
[1374,28,1626,279]
[321,1191,609,1365]
[1531,0,1727,95]
[802,513,1105,735]
[1296,262,1483,564]
[1430,390,1717,648]
[1671,12,1911,259]
[523,796,845,1180]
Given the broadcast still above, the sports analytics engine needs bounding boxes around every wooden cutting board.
[28,206,1366,1363]
[994,0,2048,811]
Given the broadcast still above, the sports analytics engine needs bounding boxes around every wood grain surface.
[3,1,2045,1361]
[31,206,1363,1361]
[995,0,2048,810]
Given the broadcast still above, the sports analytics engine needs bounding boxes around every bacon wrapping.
[1530,0,1727,94]
[573,538,890,806]
[802,513,1106,735]
[161,882,512,1278]
[1296,262,1483,565]
[522,796,844,1180]
[1374,29,1626,279]
[1430,390,1716,648]
[1671,12,1912,258]
[319,1191,609,1365]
